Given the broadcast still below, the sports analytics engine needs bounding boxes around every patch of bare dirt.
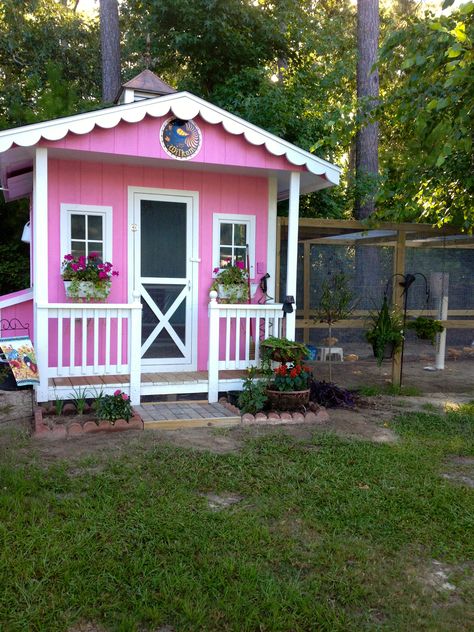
[201,492,243,511]
[442,456,474,488]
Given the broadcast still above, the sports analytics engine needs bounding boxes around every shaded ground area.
[308,357,474,394]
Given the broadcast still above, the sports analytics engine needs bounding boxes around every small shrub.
[96,389,132,422]
[238,367,268,414]
[310,380,355,409]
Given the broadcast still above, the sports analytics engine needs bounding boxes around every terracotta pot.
[266,388,310,411]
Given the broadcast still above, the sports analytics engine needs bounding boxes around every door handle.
[189,257,201,263]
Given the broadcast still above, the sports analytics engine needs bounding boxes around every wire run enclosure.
[276,218,474,386]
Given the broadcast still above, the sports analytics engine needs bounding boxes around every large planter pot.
[217,283,249,304]
[64,280,111,302]
[261,345,307,364]
[371,341,395,361]
[266,388,310,411]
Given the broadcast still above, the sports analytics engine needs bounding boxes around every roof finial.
[143,33,160,70]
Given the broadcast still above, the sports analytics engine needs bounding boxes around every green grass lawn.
[1,408,473,631]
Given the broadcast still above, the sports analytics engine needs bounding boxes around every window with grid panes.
[60,204,112,264]
[70,213,104,259]
[212,214,256,275]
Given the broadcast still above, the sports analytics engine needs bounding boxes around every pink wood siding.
[48,159,269,370]
[41,115,303,173]
[0,290,34,340]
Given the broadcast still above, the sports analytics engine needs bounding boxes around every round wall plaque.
[160,117,202,160]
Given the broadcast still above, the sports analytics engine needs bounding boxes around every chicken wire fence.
[279,240,474,362]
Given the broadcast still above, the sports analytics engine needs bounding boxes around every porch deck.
[48,370,247,401]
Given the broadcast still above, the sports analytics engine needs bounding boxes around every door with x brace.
[132,190,198,372]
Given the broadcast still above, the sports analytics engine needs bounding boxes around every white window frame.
[60,204,113,263]
[212,213,256,278]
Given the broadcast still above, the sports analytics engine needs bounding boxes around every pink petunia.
[121,393,129,401]
[64,254,74,261]
[71,263,79,271]
[114,389,121,396]
[236,261,245,270]
[213,267,220,274]
[98,271,108,279]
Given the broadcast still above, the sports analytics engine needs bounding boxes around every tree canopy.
[0,0,472,294]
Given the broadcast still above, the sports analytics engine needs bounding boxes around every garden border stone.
[33,406,144,439]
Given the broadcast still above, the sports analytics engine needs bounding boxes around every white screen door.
[130,189,198,372]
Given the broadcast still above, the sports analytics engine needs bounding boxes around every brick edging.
[33,407,144,439]
[218,399,329,425]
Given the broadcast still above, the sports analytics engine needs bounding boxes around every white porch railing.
[208,291,285,402]
[36,293,142,404]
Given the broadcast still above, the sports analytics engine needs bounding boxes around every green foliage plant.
[54,397,63,416]
[68,386,89,415]
[406,316,444,345]
[237,367,268,415]
[260,337,309,366]
[210,263,249,303]
[96,389,132,423]
[90,386,104,412]
[365,297,404,366]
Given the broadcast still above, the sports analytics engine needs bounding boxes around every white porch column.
[129,291,143,405]
[285,171,300,341]
[33,148,49,402]
[266,176,278,301]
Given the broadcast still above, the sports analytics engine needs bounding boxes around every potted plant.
[266,362,312,410]
[62,252,119,301]
[260,336,309,365]
[210,262,249,303]
[365,297,403,366]
[406,316,444,344]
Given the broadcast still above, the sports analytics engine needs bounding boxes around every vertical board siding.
[48,158,270,371]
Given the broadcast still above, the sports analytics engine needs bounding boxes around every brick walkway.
[134,401,240,428]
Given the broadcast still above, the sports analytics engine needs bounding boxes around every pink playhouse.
[0,71,340,404]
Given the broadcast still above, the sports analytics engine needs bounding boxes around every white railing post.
[35,307,49,402]
[129,291,142,405]
[208,290,220,403]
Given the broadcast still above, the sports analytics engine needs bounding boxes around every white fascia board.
[0,93,341,187]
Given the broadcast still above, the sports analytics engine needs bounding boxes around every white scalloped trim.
[0,93,340,185]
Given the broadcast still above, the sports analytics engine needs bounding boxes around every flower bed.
[33,407,143,438]
[33,389,143,438]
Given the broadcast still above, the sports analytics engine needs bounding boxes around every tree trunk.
[355,0,379,219]
[100,0,121,103]
[355,0,381,309]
